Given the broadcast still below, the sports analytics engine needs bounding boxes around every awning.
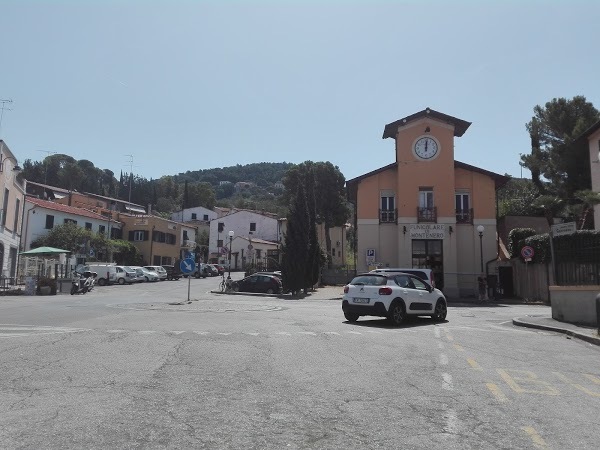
[125,205,146,213]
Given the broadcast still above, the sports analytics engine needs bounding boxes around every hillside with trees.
[20,158,295,217]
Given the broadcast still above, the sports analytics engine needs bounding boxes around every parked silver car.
[144,265,168,281]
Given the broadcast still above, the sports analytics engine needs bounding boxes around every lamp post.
[476,225,484,273]
[227,230,234,279]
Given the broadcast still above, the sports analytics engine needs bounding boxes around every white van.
[369,267,436,288]
[84,263,118,286]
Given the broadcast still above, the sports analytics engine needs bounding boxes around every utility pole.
[37,150,58,185]
[125,154,134,203]
[0,99,13,137]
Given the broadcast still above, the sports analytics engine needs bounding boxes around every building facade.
[0,141,25,279]
[347,108,508,298]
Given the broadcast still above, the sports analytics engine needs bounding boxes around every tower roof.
[382,108,471,139]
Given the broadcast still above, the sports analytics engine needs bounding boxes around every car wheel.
[98,278,106,286]
[194,272,201,279]
[266,288,274,294]
[388,301,405,326]
[118,278,125,285]
[344,312,359,322]
[432,299,447,322]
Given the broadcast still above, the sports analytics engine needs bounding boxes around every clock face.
[414,137,439,160]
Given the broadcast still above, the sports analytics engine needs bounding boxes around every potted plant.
[37,277,57,295]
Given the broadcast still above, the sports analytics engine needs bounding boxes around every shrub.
[508,228,537,258]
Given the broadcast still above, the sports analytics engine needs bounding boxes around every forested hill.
[173,162,295,186]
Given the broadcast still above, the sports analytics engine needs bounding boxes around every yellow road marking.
[486,383,507,402]
[453,343,464,352]
[554,372,600,397]
[498,369,560,395]
[522,426,548,449]
[584,373,600,385]
[467,358,482,370]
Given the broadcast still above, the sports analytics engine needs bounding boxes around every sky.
[1,0,599,184]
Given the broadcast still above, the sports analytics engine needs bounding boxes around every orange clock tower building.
[347,108,508,298]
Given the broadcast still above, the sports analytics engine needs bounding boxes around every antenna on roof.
[0,99,13,137]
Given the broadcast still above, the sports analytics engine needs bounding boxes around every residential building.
[225,235,279,271]
[346,108,508,298]
[580,118,600,229]
[0,141,25,279]
[21,196,123,259]
[170,206,217,224]
[117,214,197,266]
[208,209,279,263]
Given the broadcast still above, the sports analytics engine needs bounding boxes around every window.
[380,194,396,223]
[331,248,336,257]
[45,215,54,229]
[418,188,436,222]
[218,222,224,232]
[166,233,176,244]
[203,214,208,221]
[455,192,471,223]
[191,213,197,220]
[13,198,20,231]
[64,218,77,225]
[255,249,261,259]
[1,188,8,226]
[153,255,161,265]
[250,222,256,232]
[85,222,92,230]
[217,239,223,248]
[183,230,188,241]
[133,230,145,241]
[99,225,106,234]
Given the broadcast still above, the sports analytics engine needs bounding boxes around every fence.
[554,240,600,286]
[321,266,357,286]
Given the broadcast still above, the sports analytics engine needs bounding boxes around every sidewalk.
[513,316,600,346]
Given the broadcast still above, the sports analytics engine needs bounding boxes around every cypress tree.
[281,183,310,296]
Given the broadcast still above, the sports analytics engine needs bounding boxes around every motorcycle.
[71,271,96,295]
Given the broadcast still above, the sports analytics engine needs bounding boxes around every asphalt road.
[1,276,599,449]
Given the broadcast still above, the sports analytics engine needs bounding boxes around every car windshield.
[350,275,388,286]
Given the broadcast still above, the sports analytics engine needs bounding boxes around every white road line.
[439,354,449,365]
[193,331,210,335]
[106,330,126,333]
[169,331,186,335]
[276,332,292,336]
[444,409,459,434]
[434,327,441,338]
[298,332,317,335]
[346,331,362,335]
[244,332,260,336]
[138,331,156,334]
[323,332,340,335]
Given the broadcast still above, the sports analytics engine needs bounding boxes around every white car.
[130,266,159,282]
[144,265,168,281]
[342,273,447,325]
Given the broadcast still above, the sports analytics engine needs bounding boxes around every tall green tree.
[281,183,311,296]
[522,96,599,199]
[497,177,541,217]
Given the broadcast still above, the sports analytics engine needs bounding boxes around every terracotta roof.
[26,196,120,223]
[382,108,471,139]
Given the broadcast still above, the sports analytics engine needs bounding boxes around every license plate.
[353,298,370,304]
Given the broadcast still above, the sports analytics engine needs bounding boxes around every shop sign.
[409,224,446,239]
[134,218,148,226]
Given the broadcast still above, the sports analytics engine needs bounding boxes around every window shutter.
[144,230,149,241]
[128,231,134,241]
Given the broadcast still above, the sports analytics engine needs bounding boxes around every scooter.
[71,271,96,295]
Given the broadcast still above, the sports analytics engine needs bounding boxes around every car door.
[407,275,435,313]
[393,274,414,309]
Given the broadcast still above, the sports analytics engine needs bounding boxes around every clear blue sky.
[1,0,598,183]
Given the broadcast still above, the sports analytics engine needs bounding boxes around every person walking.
[478,273,488,301]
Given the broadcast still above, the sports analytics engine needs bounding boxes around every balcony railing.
[417,206,437,223]
[379,209,397,224]
[456,208,473,224]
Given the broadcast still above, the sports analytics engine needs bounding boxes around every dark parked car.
[162,264,181,280]
[234,274,282,294]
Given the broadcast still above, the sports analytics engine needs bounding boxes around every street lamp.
[227,230,234,279]
[476,225,484,273]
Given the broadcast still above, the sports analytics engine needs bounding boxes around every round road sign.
[180,258,196,274]
[521,246,534,259]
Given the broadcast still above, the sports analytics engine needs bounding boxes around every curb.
[512,317,600,347]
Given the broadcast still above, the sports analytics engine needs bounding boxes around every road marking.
[442,373,453,390]
[467,358,482,370]
[193,331,210,335]
[0,324,88,338]
[244,332,260,336]
[298,331,317,336]
[554,372,600,397]
[486,383,508,402]
[169,331,186,335]
[443,408,459,434]
[522,426,548,449]
[346,331,362,335]
[363,329,381,334]
[216,332,232,336]
[453,344,464,352]
[106,329,126,333]
[323,332,340,335]
[138,330,156,334]
[438,342,444,349]
[439,354,448,365]
[584,373,600,385]
[434,327,441,338]
[276,332,292,336]
[498,369,560,395]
